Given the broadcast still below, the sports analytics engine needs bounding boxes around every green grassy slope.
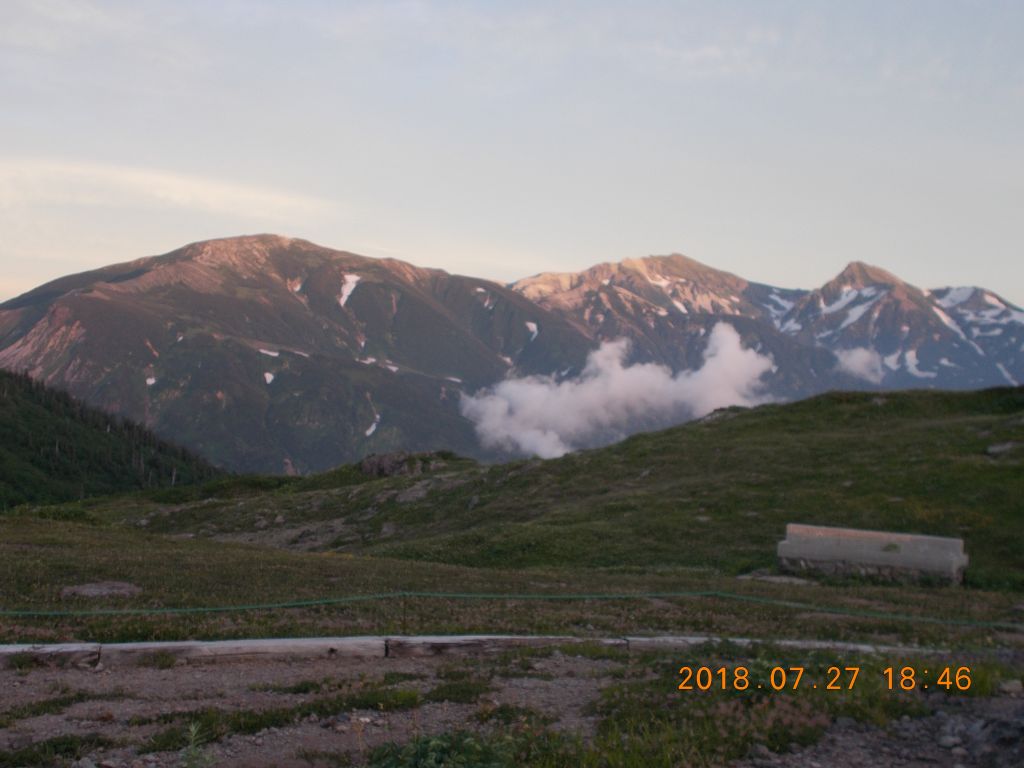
[3,387,1023,645]
[368,388,1024,585]
[0,370,223,508]
[1,516,1018,646]
[55,386,1024,590]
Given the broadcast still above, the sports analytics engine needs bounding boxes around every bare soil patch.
[1,649,608,767]
[2,646,1021,767]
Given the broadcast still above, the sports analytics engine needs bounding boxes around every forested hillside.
[0,370,223,508]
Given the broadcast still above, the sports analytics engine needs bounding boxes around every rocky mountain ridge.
[0,234,1020,472]
[513,254,1022,389]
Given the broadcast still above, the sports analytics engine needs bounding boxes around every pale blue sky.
[1,1,1022,303]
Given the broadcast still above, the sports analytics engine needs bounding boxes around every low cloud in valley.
[834,347,885,384]
[461,323,774,458]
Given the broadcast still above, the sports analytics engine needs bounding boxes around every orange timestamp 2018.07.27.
[677,665,973,692]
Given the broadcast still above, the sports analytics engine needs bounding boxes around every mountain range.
[1,234,1020,472]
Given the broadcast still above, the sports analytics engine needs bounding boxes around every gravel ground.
[734,693,1024,768]
[1,652,1021,767]
[0,651,608,767]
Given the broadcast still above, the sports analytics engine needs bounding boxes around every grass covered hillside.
[366,387,1024,587]
[0,370,223,509]
[2,387,1022,648]
[49,386,1024,590]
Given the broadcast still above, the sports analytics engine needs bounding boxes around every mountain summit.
[1,236,1020,471]
[0,235,590,471]
[830,261,905,289]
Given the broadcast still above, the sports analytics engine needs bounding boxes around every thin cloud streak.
[0,158,334,221]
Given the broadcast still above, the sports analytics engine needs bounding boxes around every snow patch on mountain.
[339,274,361,307]
[905,350,937,379]
[936,286,974,308]
[838,293,884,330]
[931,305,982,354]
[996,363,1019,385]
[648,274,672,289]
[932,306,965,337]
[984,293,1006,309]
[820,287,861,316]
[364,394,381,436]
[957,306,1024,327]
[474,288,496,309]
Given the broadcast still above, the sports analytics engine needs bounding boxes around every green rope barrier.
[1,590,1020,631]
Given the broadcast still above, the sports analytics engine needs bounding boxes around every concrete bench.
[777,523,968,584]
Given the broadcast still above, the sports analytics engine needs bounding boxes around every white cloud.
[834,347,885,384]
[0,158,333,221]
[461,323,774,458]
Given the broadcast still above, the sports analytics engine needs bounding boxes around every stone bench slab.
[777,523,968,583]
